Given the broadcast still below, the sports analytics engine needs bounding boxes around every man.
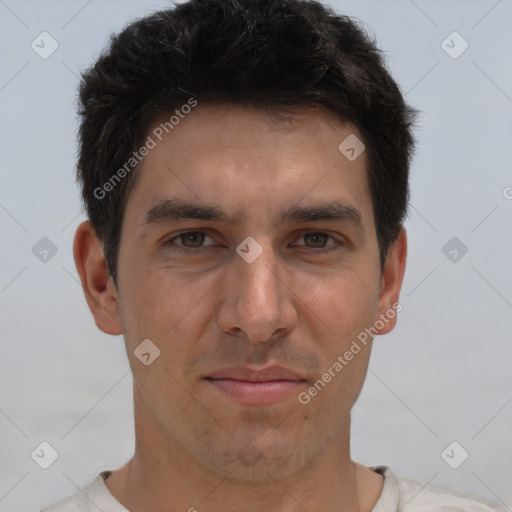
[41,0,506,510]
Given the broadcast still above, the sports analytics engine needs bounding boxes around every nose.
[217,238,298,344]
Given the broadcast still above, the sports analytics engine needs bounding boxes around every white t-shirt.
[40,465,507,511]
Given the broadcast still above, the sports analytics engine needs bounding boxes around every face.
[85,103,405,482]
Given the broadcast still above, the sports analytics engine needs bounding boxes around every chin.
[199,432,321,482]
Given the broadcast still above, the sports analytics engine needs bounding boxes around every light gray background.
[0,0,511,511]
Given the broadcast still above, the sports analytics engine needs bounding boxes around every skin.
[74,103,407,512]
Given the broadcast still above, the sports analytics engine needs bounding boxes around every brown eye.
[293,231,343,254]
[303,232,329,248]
[177,232,205,248]
[164,231,217,252]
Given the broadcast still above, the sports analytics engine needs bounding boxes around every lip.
[207,366,305,382]
[204,366,307,405]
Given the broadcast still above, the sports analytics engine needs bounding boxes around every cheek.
[301,272,378,398]
[298,337,373,420]
[304,268,379,337]
[118,268,219,371]
[120,261,204,327]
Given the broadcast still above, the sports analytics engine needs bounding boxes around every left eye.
[292,232,341,253]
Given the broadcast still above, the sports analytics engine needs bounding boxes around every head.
[74,0,417,481]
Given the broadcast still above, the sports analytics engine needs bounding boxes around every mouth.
[204,366,307,405]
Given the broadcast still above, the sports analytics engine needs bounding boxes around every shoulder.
[40,494,80,512]
[39,470,116,512]
[395,471,508,511]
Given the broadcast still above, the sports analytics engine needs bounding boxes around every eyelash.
[163,230,344,254]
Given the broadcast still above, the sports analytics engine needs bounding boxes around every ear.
[374,226,407,335]
[73,221,123,335]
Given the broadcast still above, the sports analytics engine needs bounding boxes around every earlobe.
[374,227,407,336]
[73,221,123,336]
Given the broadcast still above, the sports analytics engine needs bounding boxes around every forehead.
[124,103,374,234]
[147,103,358,158]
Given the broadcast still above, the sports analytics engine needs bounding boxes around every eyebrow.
[142,198,365,232]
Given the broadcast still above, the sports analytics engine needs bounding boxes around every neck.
[105,387,383,512]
